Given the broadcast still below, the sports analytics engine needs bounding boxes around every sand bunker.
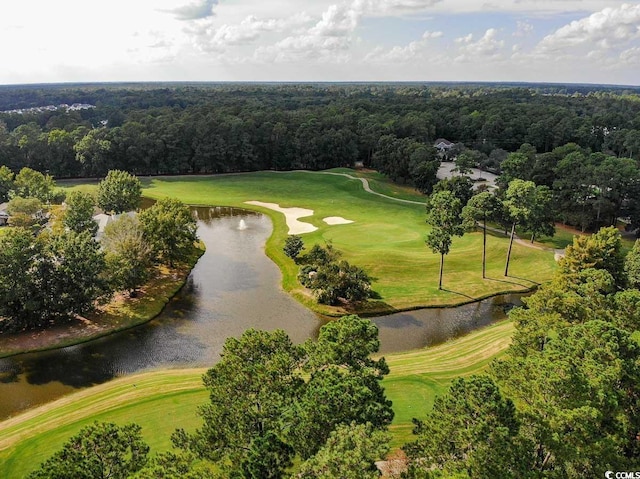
[323,216,354,225]
[245,201,318,235]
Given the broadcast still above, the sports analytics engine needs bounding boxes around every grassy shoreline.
[0,243,205,359]
[0,319,514,478]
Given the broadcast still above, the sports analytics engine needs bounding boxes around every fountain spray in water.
[238,219,248,230]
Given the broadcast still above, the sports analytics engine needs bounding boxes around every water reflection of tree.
[191,206,261,226]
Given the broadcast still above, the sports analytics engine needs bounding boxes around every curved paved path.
[227,169,562,257]
[312,171,562,257]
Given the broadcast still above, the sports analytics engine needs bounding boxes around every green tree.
[625,240,640,289]
[74,127,112,177]
[404,376,528,479]
[506,267,615,356]
[498,151,534,188]
[40,230,110,323]
[559,226,625,289]
[12,167,55,202]
[133,451,220,479]
[6,195,44,228]
[462,191,500,278]
[521,184,555,243]
[174,316,392,476]
[305,260,372,305]
[432,176,474,207]
[502,179,537,276]
[103,215,153,297]
[493,321,640,477]
[304,314,388,374]
[425,190,465,290]
[139,197,198,267]
[283,234,304,260]
[172,329,303,477]
[0,165,14,202]
[552,150,595,231]
[410,158,439,194]
[0,228,43,332]
[288,315,393,459]
[0,228,109,332]
[97,169,142,214]
[624,129,640,159]
[296,423,389,479]
[453,151,476,175]
[28,422,150,479]
[63,190,97,235]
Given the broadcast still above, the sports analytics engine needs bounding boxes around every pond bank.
[0,244,205,359]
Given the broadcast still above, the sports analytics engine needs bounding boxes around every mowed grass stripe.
[382,320,514,447]
[0,320,514,476]
[0,369,208,478]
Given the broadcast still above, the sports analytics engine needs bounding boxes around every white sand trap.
[245,201,317,235]
[323,216,354,225]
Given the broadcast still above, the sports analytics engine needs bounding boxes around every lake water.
[0,207,522,419]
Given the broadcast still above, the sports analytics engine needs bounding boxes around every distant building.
[93,211,136,240]
[434,138,454,151]
[0,202,9,226]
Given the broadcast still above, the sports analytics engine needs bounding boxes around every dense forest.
[1,82,639,232]
[0,83,639,177]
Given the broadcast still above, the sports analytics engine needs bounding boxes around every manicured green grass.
[382,319,514,448]
[0,369,209,478]
[0,320,514,477]
[327,168,428,202]
[124,171,555,314]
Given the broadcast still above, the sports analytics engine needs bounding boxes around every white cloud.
[254,3,362,63]
[0,0,638,85]
[620,46,640,65]
[310,4,359,35]
[454,28,505,62]
[535,3,640,55]
[354,0,442,16]
[364,30,443,63]
[163,0,218,21]
[513,20,533,37]
[189,13,311,52]
[428,0,625,15]
[255,34,353,63]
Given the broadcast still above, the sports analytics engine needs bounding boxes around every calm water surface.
[0,207,522,419]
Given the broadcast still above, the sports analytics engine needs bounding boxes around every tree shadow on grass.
[484,275,540,288]
[504,275,540,286]
[440,288,475,300]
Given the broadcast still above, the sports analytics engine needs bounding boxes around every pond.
[0,206,523,420]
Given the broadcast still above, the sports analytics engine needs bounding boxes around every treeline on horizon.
[0,83,638,173]
[1,82,640,230]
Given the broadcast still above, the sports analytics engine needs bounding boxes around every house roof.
[93,211,137,239]
[434,138,454,148]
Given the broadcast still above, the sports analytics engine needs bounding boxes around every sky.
[0,0,639,85]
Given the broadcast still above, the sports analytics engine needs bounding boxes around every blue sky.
[0,0,639,85]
